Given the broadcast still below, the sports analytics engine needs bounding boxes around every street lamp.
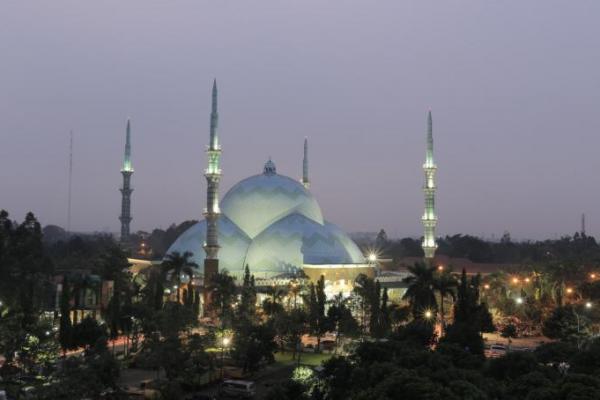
[221,336,231,379]
[368,253,377,263]
[586,302,593,309]
[515,297,523,305]
[424,310,433,320]
[566,287,574,294]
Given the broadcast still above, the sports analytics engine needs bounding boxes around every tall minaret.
[119,119,134,242]
[203,80,222,312]
[301,137,310,189]
[422,110,437,261]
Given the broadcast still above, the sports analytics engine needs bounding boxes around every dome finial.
[263,158,277,175]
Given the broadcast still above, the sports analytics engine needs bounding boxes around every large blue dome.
[166,160,365,278]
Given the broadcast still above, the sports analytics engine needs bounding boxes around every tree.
[307,276,329,351]
[440,269,491,355]
[59,278,73,353]
[501,324,518,348]
[281,308,309,361]
[402,262,437,319]
[542,305,590,344]
[97,244,133,339]
[72,316,107,350]
[162,251,197,303]
[371,286,391,338]
[327,293,360,350]
[208,270,237,328]
[433,269,457,334]
[375,229,389,250]
[239,264,257,321]
[230,322,277,373]
[369,280,382,336]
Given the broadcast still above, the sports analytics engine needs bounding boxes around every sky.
[1,1,599,240]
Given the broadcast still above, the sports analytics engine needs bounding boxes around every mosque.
[164,81,373,290]
[121,81,439,300]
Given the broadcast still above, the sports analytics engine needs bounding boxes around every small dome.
[263,158,277,175]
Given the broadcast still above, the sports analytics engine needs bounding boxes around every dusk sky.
[1,1,599,240]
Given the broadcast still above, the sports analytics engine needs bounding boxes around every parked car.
[221,380,256,398]
[486,344,507,358]
[303,344,317,353]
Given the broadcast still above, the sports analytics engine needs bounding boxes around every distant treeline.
[359,230,600,265]
[43,220,600,266]
[43,220,198,260]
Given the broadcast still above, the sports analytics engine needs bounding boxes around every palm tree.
[402,262,437,320]
[262,284,290,317]
[433,269,457,334]
[208,270,237,327]
[162,251,198,303]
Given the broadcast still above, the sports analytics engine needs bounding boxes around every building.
[165,82,371,294]
[167,158,371,288]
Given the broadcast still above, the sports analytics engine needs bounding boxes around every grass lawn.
[274,351,332,366]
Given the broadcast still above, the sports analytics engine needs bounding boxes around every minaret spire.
[210,79,219,150]
[203,80,222,314]
[422,110,437,261]
[301,137,310,189]
[119,118,134,242]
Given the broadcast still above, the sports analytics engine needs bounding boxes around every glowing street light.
[424,310,433,319]
[221,336,232,379]
[512,277,519,284]
[515,297,523,305]
[591,273,597,279]
[566,287,573,294]
[437,265,444,271]
[368,253,377,263]
[586,302,593,309]
[524,277,530,283]
[483,284,490,290]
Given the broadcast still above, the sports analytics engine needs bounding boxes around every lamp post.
[221,336,230,380]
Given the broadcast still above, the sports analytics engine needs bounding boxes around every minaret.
[422,110,437,261]
[203,80,222,314]
[301,137,310,189]
[119,119,133,242]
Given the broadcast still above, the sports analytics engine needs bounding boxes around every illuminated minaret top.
[422,110,437,260]
[119,119,134,241]
[203,79,222,260]
[301,137,310,189]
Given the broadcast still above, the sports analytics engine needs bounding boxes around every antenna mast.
[67,131,73,234]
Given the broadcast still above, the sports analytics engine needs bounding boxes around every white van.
[221,380,256,398]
